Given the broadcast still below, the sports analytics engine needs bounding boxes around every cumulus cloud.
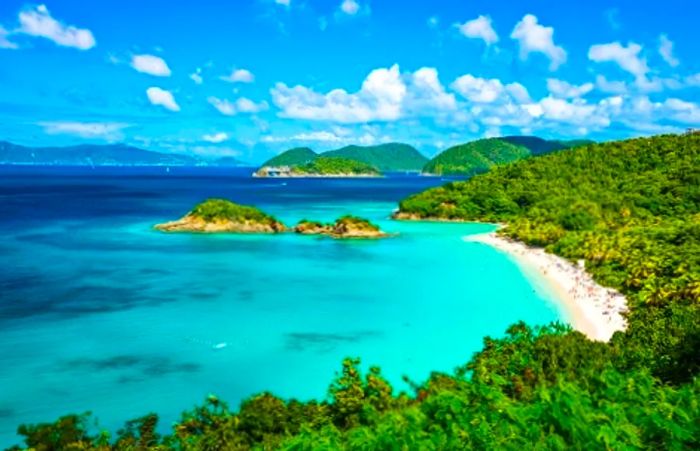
[588,42,648,79]
[457,15,498,45]
[340,0,360,15]
[546,79,594,99]
[146,87,180,112]
[202,132,229,143]
[271,64,406,123]
[39,121,128,139]
[510,14,566,70]
[190,68,203,84]
[0,25,18,49]
[262,129,378,146]
[220,68,254,83]
[131,54,171,77]
[451,74,529,104]
[595,75,628,94]
[18,4,95,50]
[208,97,268,115]
[658,34,679,67]
[409,67,457,112]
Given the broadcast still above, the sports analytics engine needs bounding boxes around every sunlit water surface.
[0,167,565,446]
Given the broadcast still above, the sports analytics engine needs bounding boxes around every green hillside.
[422,136,594,175]
[260,147,317,167]
[323,143,427,171]
[422,138,531,176]
[12,134,699,449]
[501,135,594,155]
[291,156,379,176]
[258,143,427,173]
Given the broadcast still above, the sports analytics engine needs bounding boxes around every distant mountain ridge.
[422,136,594,176]
[259,143,427,172]
[0,141,243,166]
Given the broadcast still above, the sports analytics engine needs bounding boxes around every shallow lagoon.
[0,167,564,445]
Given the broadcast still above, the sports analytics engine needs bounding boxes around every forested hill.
[323,143,427,171]
[10,134,700,449]
[422,136,592,175]
[0,141,243,166]
[259,147,317,167]
[259,142,427,172]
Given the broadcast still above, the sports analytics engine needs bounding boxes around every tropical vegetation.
[291,156,379,176]
[10,134,700,449]
[422,136,593,175]
[258,143,426,174]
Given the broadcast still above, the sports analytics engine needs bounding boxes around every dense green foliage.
[324,143,427,171]
[422,138,531,175]
[11,134,700,449]
[500,136,594,156]
[422,136,592,175]
[259,143,427,173]
[259,147,317,167]
[291,156,379,175]
[190,198,281,225]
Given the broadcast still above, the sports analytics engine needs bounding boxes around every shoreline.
[463,231,628,342]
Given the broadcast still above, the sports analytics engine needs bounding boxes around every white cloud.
[236,97,269,113]
[220,68,254,83]
[457,15,498,45]
[190,68,203,84]
[208,97,268,115]
[146,87,180,112]
[0,25,18,49]
[39,121,128,139]
[131,54,171,77]
[595,75,628,94]
[659,34,679,67]
[510,14,566,70]
[271,64,406,123]
[340,0,360,15]
[409,67,457,112]
[686,73,700,87]
[663,98,700,124]
[18,4,95,50]
[588,42,648,79]
[262,130,378,146]
[202,132,229,143]
[208,97,236,116]
[547,79,594,98]
[451,75,506,103]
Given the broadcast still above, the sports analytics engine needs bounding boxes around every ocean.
[0,166,564,446]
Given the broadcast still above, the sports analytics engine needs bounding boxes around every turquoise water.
[0,167,563,446]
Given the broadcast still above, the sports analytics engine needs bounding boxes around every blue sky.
[0,0,698,163]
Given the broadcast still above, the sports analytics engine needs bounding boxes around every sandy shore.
[463,231,628,342]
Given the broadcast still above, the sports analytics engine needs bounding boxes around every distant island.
[295,216,389,238]
[156,198,390,238]
[256,156,380,177]
[256,136,593,178]
[421,136,594,176]
[154,199,286,233]
[0,141,244,167]
[255,142,427,177]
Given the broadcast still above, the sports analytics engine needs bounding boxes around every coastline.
[463,231,628,342]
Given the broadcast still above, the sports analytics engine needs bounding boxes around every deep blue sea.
[0,166,565,446]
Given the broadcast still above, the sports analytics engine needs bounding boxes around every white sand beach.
[463,231,628,342]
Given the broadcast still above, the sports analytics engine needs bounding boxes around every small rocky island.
[254,156,380,178]
[295,216,390,238]
[154,198,287,233]
[155,199,391,238]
